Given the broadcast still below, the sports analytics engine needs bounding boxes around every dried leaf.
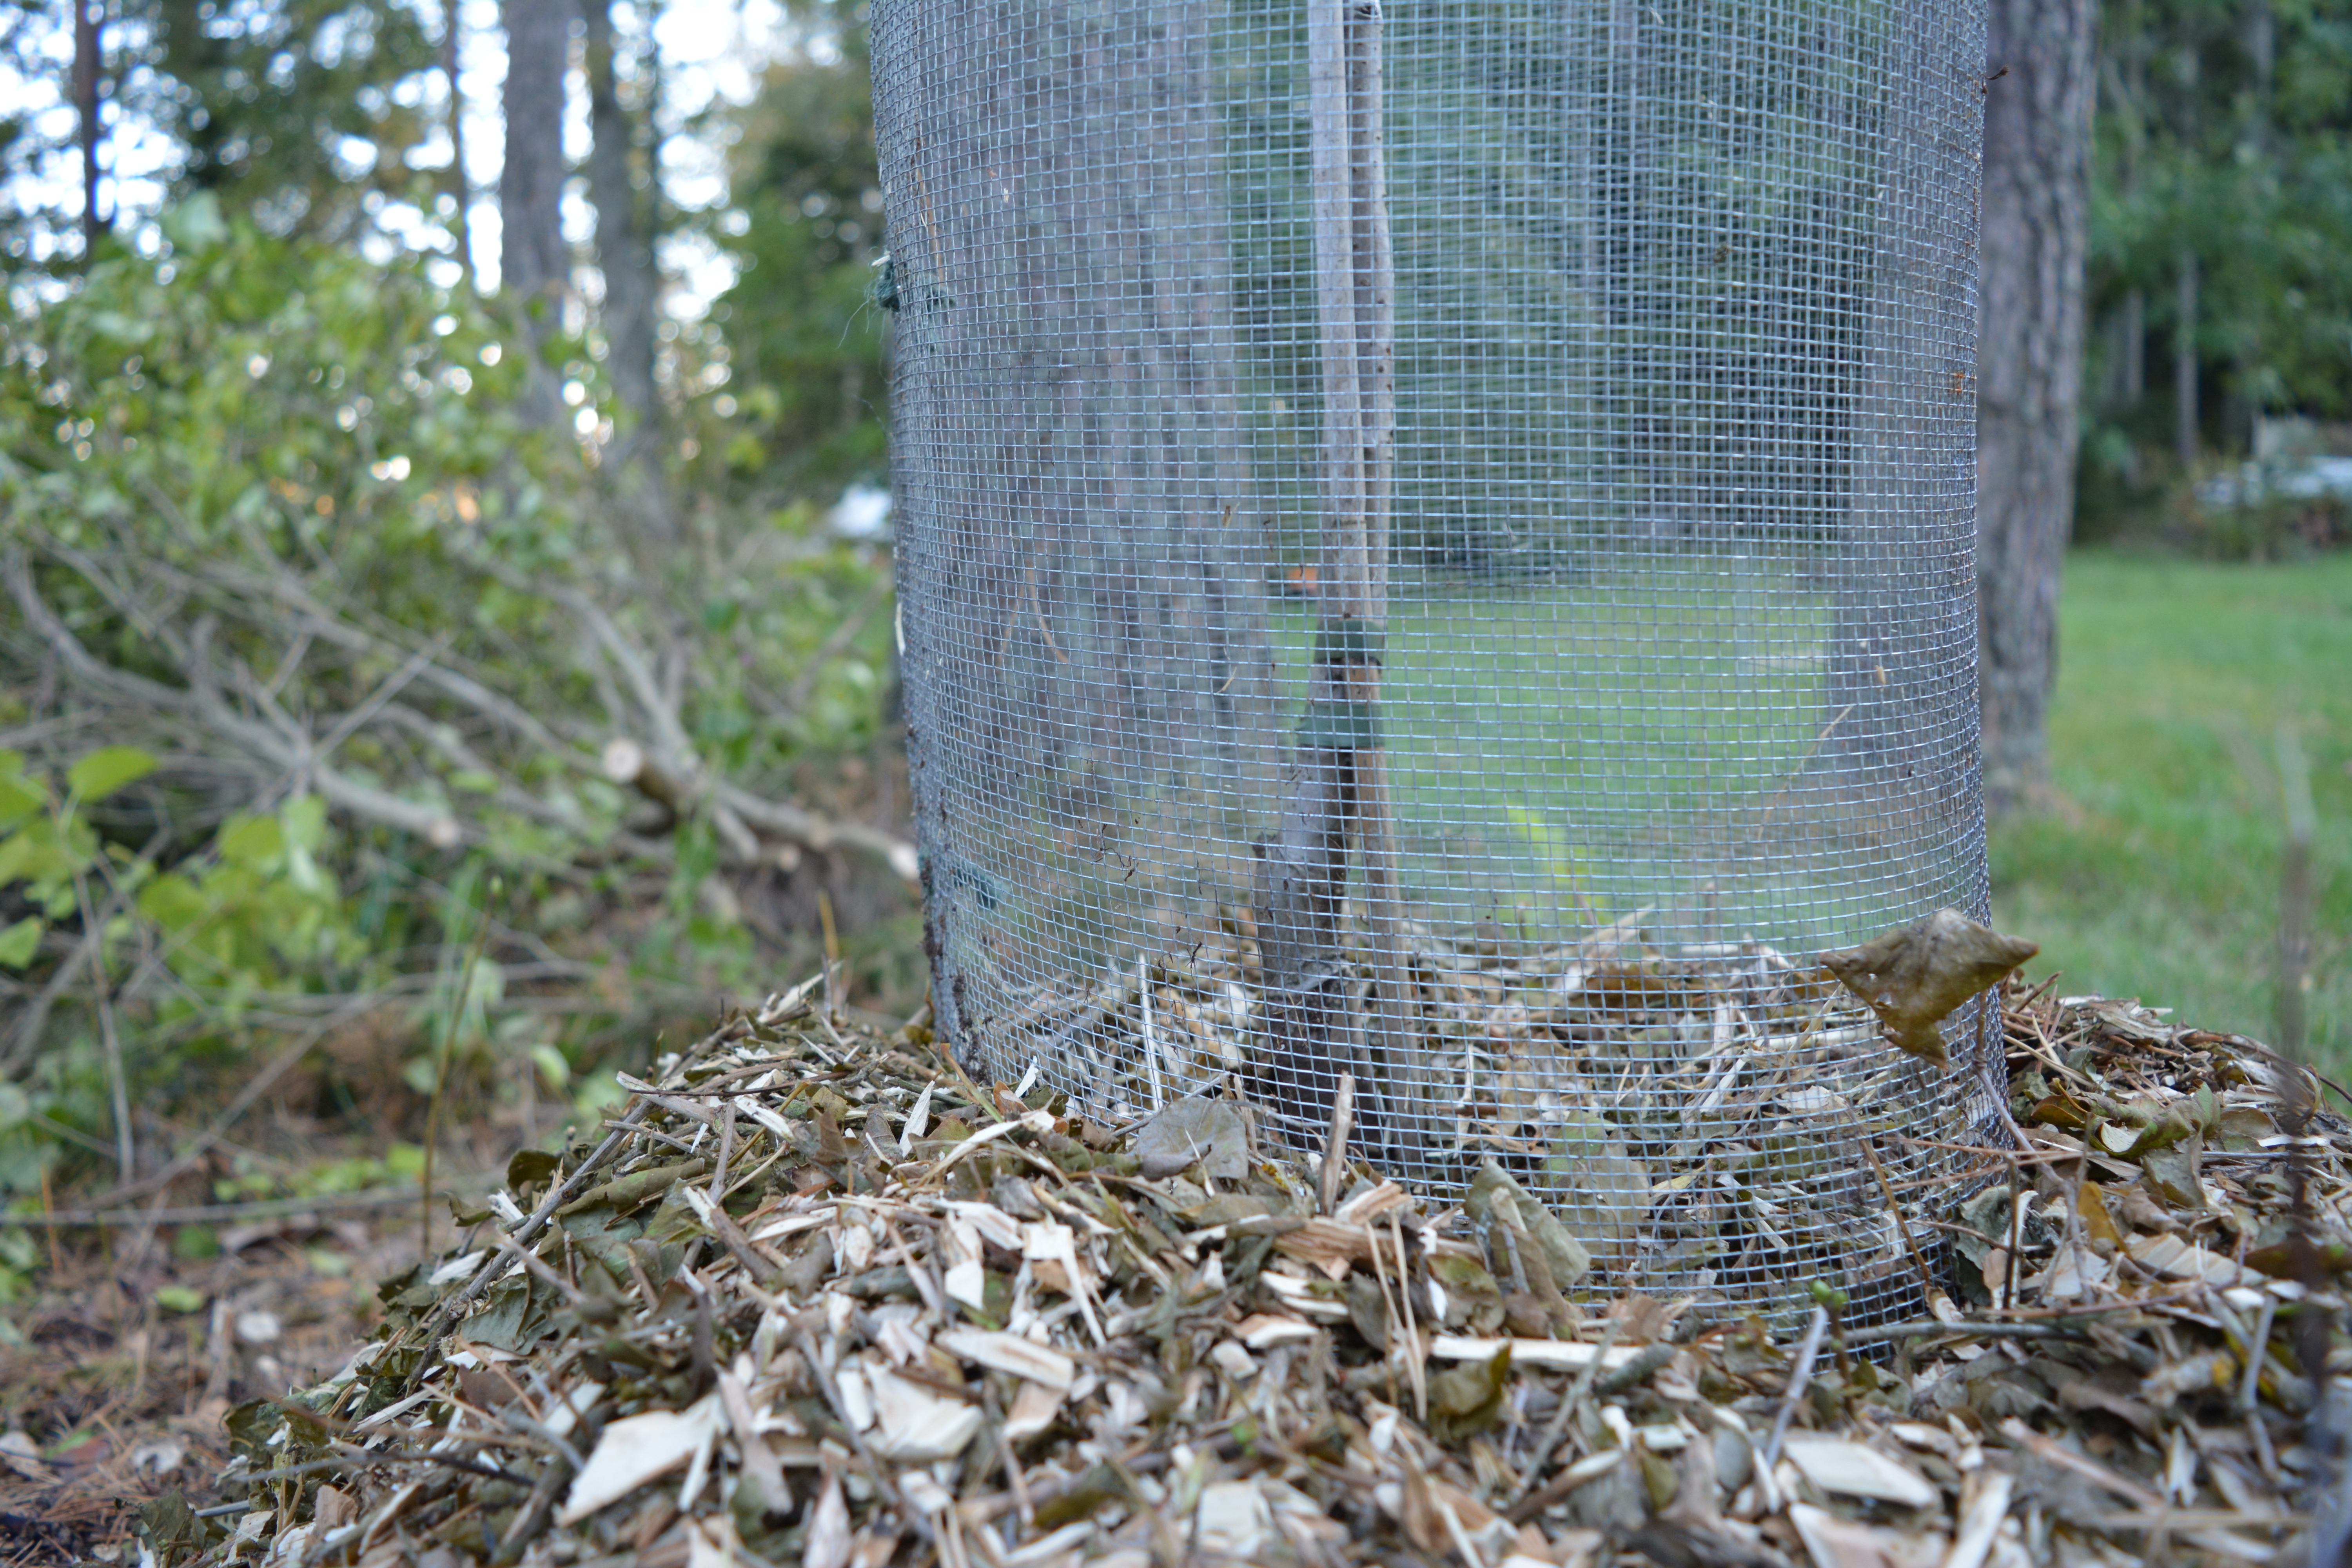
[1822,910,2038,1068]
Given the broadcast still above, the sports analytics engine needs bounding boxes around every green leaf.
[0,757,43,831]
[154,1285,205,1315]
[530,1042,571,1090]
[218,814,285,868]
[67,746,159,804]
[0,918,41,970]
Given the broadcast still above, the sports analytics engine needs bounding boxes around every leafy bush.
[0,200,916,1223]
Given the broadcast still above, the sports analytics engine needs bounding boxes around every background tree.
[585,0,660,436]
[500,0,571,385]
[149,0,440,238]
[1977,0,2096,814]
[2078,0,2352,542]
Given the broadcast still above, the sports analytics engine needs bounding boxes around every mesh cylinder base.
[874,0,1991,1325]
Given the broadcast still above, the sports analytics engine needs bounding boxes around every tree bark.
[501,0,573,394]
[1256,0,1406,1148]
[1976,0,2095,815]
[74,0,106,255]
[444,0,473,289]
[2174,250,2198,470]
[584,0,659,431]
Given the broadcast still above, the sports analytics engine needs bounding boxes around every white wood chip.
[1429,1336,1647,1370]
[867,1366,982,1461]
[556,1397,721,1524]
[1003,1379,1064,1442]
[935,1327,1076,1390]
[1781,1436,1938,1510]
[898,1083,933,1153]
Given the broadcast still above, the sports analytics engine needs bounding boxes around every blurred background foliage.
[0,0,909,1281]
[2075,0,2352,552]
[0,0,2343,1299]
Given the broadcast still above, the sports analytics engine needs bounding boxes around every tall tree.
[443,0,473,289]
[1976,0,2095,814]
[72,0,103,253]
[584,0,658,430]
[500,0,571,342]
[150,0,439,240]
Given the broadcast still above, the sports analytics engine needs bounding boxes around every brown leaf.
[1822,910,2039,1068]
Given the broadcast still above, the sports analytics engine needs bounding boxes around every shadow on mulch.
[0,1201,472,1566]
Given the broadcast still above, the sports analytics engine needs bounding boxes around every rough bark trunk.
[1976,0,2094,816]
[584,0,670,543]
[584,0,660,431]
[501,0,573,415]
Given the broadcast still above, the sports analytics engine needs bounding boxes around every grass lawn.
[1991,549,2352,1079]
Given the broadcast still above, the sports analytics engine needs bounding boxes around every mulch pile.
[145,974,2349,1568]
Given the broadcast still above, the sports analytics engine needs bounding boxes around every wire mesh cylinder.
[876,0,1991,1322]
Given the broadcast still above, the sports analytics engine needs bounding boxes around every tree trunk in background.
[501,0,572,413]
[583,0,671,546]
[2174,251,2198,469]
[584,0,659,430]
[444,0,473,289]
[74,0,106,254]
[1976,0,2094,815]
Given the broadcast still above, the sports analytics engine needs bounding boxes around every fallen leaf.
[1133,1096,1249,1180]
[1822,909,2038,1068]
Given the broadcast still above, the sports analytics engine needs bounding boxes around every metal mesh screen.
[874,0,1991,1323]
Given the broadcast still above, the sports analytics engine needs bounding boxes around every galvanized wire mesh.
[875,0,1991,1323]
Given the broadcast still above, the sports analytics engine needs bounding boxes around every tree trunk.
[2174,250,2198,470]
[1976,0,2094,816]
[584,0,670,543]
[501,0,572,407]
[444,0,473,289]
[1258,0,1407,1149]
[74,0,106,255]
[584,0,659,431]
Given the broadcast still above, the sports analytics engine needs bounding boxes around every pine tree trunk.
[584,0,670,543]
[501,0,572,414]
[584,0,659,432]
[74,0,106,254]
[444,0,473,289]
[1976,0,2094,815]
[2174,251,2199,470]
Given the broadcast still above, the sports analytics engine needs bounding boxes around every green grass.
[1991,550,2352,1079]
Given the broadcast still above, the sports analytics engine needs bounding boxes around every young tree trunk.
[1976,0,2094,816]
[1258,0,1408,1147]
[74,0,105,255]
[501,0,572,417]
